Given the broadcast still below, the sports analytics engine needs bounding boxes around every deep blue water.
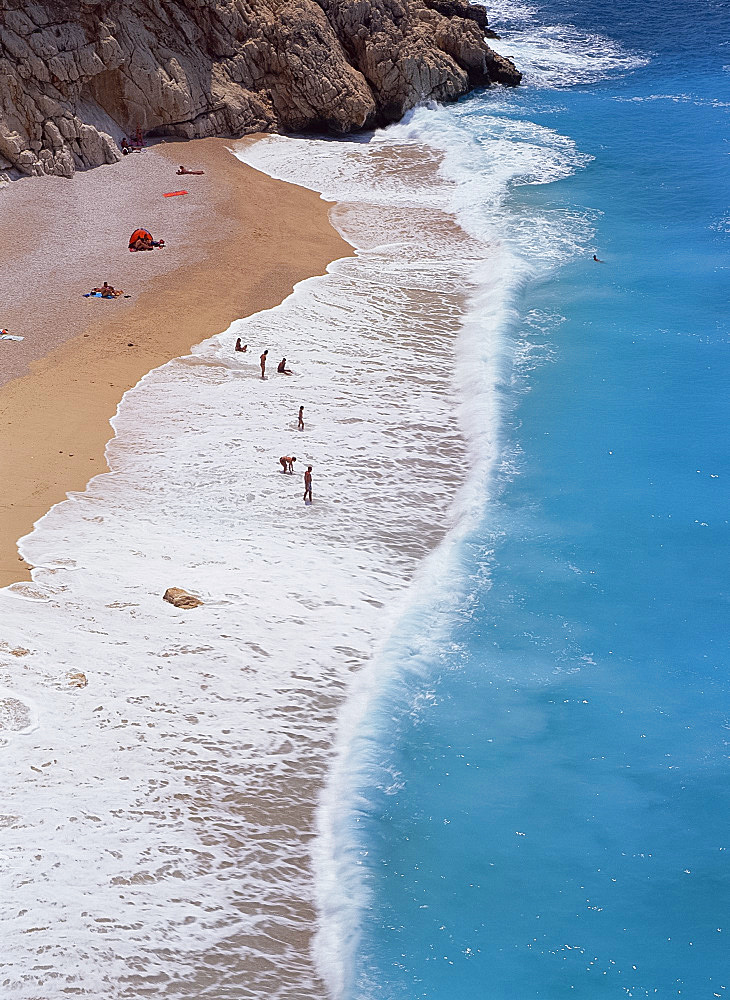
[349,0,730,996]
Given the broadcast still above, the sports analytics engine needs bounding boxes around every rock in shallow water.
[0,0,520,176]
[163,587,204,609]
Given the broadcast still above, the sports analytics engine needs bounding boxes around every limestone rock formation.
[0,0,520,178]
[163,587,204,609]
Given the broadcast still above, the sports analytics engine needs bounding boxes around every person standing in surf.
[303,466,312,503]
[298,405,305,431]
[260,349,268,378]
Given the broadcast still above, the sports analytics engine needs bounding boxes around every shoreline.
[0,128,477,995]
[0,137,353,588]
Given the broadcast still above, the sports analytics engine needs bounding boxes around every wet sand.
[0,137,353,587]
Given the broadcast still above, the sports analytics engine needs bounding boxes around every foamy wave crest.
[483,0,650,88]
[614,92,730,107]
[244,101,593,269]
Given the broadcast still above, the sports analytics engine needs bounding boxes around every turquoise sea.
[347,0,730,996]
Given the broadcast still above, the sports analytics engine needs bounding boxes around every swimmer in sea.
[593,254,604,262]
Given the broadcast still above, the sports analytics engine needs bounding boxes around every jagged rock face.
[0,0,520,177]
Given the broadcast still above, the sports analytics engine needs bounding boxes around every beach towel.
[1,334,23,341]
[163,190,188,197]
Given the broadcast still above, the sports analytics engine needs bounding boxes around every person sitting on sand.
[121,137,132,155]
[92,282,123,299]
[280,455,296,474]
[235,338,247,352]
[277,357,293,375]
[177,165,205,175]
[129,228,165,252]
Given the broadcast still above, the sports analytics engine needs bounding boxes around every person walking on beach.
[280,455,296,474]
[304,465,313,503]
[260,349,268,378]
[298,405,305,431]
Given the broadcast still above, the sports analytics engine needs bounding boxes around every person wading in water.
[303,465,313,503]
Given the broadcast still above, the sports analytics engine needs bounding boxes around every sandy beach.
[0,137,352,588]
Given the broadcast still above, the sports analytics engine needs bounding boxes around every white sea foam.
[239,98,594,996]
[0,243,473,996]
[484,0,650,88]
[0,129,486,998]
[0,22,601,996]
[614,92,730,107]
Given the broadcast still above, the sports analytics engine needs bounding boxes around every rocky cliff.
[0,0,520,178]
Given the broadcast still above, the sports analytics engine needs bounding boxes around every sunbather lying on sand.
[129,228,165,252]
[177,165,205,175]
[91,282,124,298]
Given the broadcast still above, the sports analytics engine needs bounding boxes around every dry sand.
[0,137,353,588]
